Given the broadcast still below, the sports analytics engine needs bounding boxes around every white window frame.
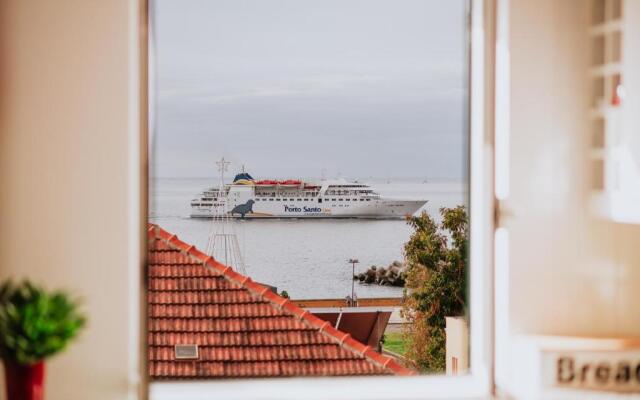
[145,0,496,398]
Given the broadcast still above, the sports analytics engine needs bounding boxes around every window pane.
[150,0,469,383]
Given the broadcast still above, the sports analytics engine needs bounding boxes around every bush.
[0,280,86,365]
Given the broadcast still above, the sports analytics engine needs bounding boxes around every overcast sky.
[151,0,468,181]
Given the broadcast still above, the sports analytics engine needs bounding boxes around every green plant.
[401,206,468,373]
[0,280,86,365]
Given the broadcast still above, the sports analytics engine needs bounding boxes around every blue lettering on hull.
[284,205,323,213]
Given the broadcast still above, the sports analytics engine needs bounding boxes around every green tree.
[401,206,468,373]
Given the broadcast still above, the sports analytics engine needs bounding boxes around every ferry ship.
[190,171,427,219]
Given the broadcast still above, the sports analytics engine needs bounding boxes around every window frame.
[144,0,496,398]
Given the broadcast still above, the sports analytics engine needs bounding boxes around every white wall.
[498,1,640,395]
[0,1,144,399]
[445,317,469,376]
[507,0,640,338]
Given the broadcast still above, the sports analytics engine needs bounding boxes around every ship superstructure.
[190,169,426,219]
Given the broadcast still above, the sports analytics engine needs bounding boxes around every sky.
[151,0,468,181]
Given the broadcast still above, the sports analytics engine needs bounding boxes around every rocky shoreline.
[353,261,406,287]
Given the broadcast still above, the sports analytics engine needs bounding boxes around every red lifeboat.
[277,179,301,185]
[255,179,302,185]
[255,179,278,185]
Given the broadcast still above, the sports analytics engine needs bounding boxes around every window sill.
[150,371,492,400]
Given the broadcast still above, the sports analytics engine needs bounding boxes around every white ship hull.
[190,172,427,219]
[190,198,426,219]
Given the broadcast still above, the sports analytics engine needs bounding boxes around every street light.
[347,258,359,306]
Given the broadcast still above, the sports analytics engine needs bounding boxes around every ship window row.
[254,197,371,202]
[254,193,318,197]
[326,198,369,202]
[325,198,371,202]
[325,190,372,195]
[256,197,361,201]
[256,198,316,202]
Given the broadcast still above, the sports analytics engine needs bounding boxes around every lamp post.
[347,258,359,306]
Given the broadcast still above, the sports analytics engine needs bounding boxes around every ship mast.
[216,157,231,194]
[206,157,247,275]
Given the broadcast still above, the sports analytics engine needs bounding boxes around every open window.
[147,0,494,398]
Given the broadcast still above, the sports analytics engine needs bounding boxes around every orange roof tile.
[147,224,415,379]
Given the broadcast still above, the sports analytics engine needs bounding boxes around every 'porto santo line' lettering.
[285,205,322,213]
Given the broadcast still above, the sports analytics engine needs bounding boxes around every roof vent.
[174,344,199,360]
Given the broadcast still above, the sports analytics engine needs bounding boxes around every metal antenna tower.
[205,157,247,275]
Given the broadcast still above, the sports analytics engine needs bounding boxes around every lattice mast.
[205,157,247,274]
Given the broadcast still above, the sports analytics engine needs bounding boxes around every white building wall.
[0,1,144,399]
[501,0,640,395]
[508,0,640,341]
[445,317,469,376]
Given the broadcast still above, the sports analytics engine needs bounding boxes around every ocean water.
[149,178,467,299]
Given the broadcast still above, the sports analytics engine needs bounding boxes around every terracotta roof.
[147,224,416,379]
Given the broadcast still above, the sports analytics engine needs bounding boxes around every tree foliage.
[401,206,468,373]
[0,280,86,365]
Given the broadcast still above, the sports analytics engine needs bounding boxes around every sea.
[149,178,467,300]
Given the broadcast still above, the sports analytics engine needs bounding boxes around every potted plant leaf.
[0,280,86,400]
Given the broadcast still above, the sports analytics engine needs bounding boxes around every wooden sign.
[542,351,640,393]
